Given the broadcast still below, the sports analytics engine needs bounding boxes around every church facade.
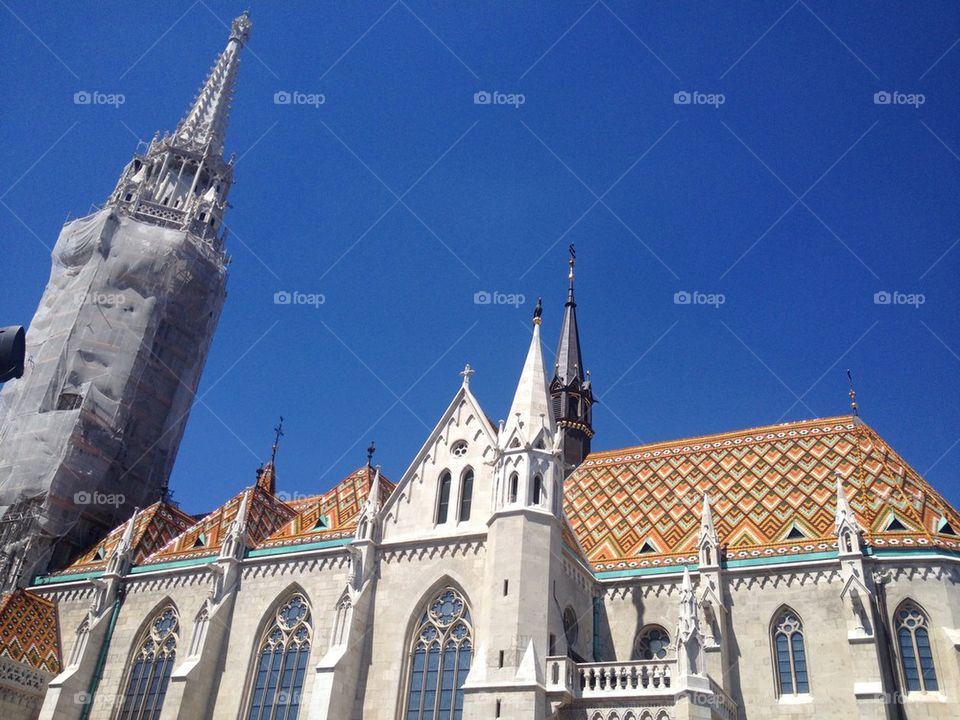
[0,13,958,720]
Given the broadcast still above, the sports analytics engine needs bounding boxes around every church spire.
[107,13,252,245]
[504,301,555,445]
[551,245,594,472]
[174,12,251,156]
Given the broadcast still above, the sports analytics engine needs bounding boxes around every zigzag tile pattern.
[53,502,195,577]
[259,466,394,549]
[0,589,60,674]
[564,416,960,571]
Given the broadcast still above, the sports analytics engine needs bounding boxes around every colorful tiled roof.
[565,416,960,572]
[0,589,61,674]
[51,502,195,577]
[258,465,394,550]
[143,485,296,565]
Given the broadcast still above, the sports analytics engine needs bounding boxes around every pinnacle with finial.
[846,369,859,417]
[367,441,376,466]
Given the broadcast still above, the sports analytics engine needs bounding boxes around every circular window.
[635,626,670,660]
[451,441,468,457]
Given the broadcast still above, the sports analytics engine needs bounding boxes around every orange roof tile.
[565,416,960,571]
[142,485,296,565]
[0,589,61,674]
[52,502,195,577]
[258,465,394,550]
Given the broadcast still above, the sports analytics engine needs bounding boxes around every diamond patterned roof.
[565,416,960,572]
[0,589,61,674]
[142,485,296,565]
[258,466,394,550]
[51,502,195,577]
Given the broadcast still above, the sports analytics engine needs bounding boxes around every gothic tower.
[550,249,594,473]
[0,14,252,589]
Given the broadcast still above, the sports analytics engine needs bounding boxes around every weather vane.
[846,370,859,417]
[271,416,285,464]
[367,441,376,466]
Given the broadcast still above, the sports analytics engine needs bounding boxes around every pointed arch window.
[772,609,809,696]
[244,593,312,720]
[458,470,473,522]
[404,587,473,720]
[508,473,519,504]
[533,475,544,506]
[436,472,452,524]
[117,606,178,720]
[895,601,938,692]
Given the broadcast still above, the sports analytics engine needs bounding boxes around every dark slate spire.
[551,245,594,474]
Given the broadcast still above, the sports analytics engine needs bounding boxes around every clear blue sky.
[2,1,959,515]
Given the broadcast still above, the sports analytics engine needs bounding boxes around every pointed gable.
[142,486,295,565]
[566,416,960,571]
[257,466,395,550]
[49,502,195,578]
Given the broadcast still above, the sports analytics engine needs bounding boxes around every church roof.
[257,465,394,550]
[565,415,960,572]
[142,485,296,565]
[50,502,195,578]
[0,589,61,674]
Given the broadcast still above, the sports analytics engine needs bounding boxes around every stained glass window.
[245,593,312,720]
[772,609,809,695]
[404,587,473,720]
[117,606,179,720]
[895,601,938,692]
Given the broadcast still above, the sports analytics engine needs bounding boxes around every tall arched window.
[533,475,544,506]
[117,605,179,720]
[895,601,938,692]
[244,593,312,720]
[771,608,809,695]
[404,587,473,720]
[563,607,579,656]
[633,625,670,660]
[508,473,519,503]
[458,470,473,522]
[436,472,452,524]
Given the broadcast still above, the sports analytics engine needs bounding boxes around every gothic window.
[403,587,473,720]
[458,470,473,522]
[533,475,544,506]
[634,625,670,660]
[563,607,579,654]
[436,472,452,524]
[117,606,179,720]
[244,593,312,720]
[508,473,519,504]
[895,601,938,692]
[772,609,809,696]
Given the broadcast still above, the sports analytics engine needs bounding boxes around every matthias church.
[0,13,957,720]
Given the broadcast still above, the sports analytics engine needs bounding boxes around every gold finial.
[846,370,859,417]
[533,297,543,326]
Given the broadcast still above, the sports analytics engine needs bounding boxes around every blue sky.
[2,1,959,515]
